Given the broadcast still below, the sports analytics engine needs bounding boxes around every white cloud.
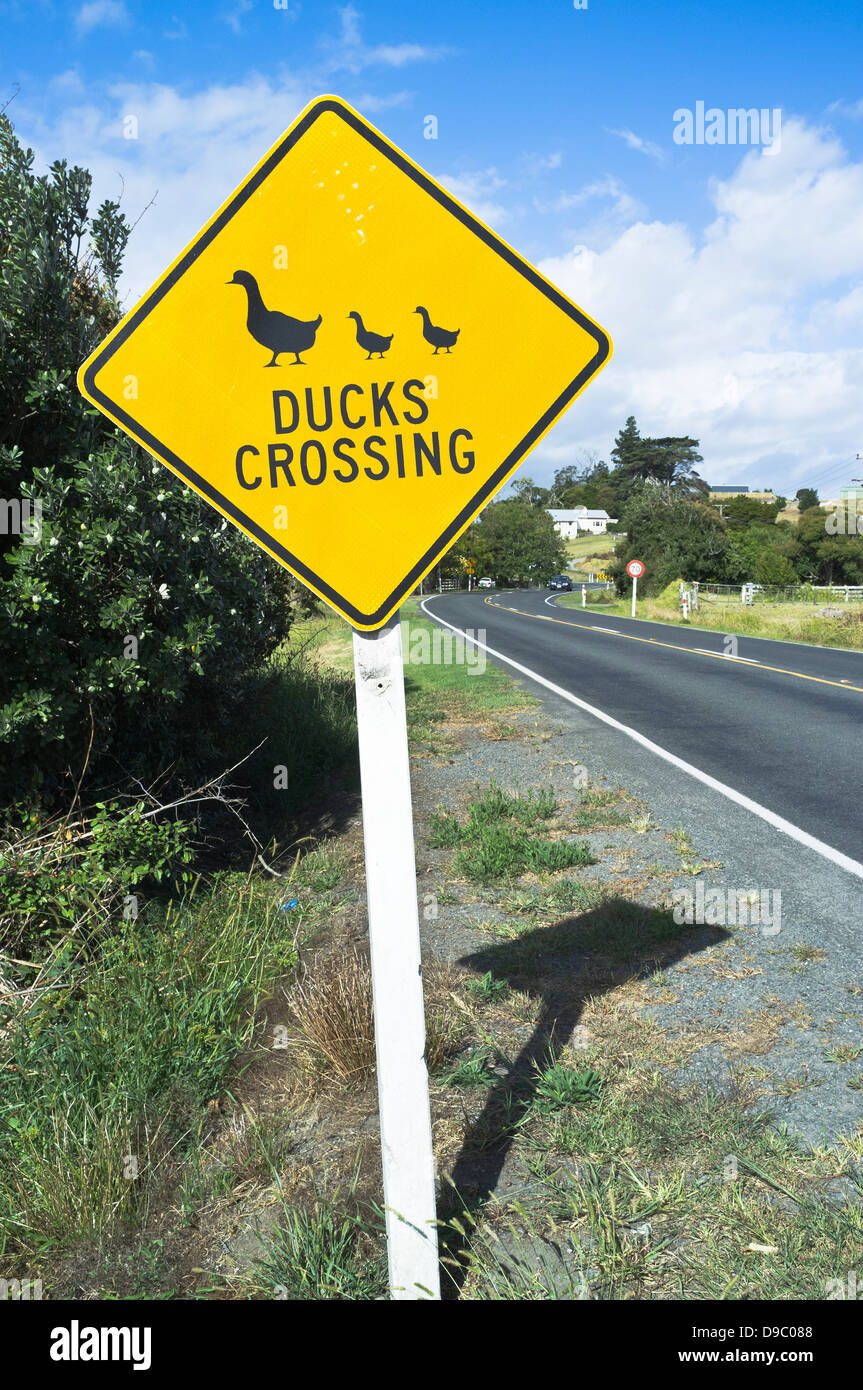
[23,75,315,302]
[548,175,647,249]
[535,118,863,490]
[826,97,863,119]
[607,127,665,164]
[436,168,509,228]
[320,3,450,75]
[163,15,187,40]
[224,0,254,36]
[74,0,129,36]
[48,68,86,96]
[354,90,411,113]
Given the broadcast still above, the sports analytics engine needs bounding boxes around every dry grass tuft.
[287,949,466,1085]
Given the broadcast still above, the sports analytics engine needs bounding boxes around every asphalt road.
[421,588,863,873]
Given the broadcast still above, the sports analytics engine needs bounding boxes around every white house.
[547,507,616,538]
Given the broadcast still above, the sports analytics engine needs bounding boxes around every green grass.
[441,1047,500,1090]
[556,591,863,652]
[429,782,594,883]
[254,1190,387,1300]
[531,1062,603,1114]
[289,601,538,752]
[464,971,511,1003]
[457,1061,863,1301]
[400,603,537,747]
[0,870,310,1260]
[224,634,359,846]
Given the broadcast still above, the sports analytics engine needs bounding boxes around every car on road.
[548,574,573,592]
[477,577,494,589]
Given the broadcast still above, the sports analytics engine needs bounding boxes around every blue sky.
[4,0,863,496]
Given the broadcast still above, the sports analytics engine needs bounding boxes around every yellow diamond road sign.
[78,95,612,629]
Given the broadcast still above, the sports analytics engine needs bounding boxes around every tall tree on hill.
[610,417,707,499]
[796,487,819,512]
[610,416,647,476]
[643,437,708,496]
[508,475,550,508]
[611,483,728,593]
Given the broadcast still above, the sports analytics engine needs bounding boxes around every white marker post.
[626,559,645,619]
[352,615,440,1301]
[582,584,587,608]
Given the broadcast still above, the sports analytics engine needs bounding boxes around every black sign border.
[82,97,611,628]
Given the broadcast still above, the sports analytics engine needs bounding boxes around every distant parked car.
[548,574,573,592]
[477,577,494,589]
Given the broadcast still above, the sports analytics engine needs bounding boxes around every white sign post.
[627,559,645,618]
[352,616,440,1301]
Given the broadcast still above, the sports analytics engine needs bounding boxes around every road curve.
[421,588,863,871]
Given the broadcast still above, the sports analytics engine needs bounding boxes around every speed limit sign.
[626,559,645,578]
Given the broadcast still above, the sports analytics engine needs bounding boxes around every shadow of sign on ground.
[438,897,730,1297]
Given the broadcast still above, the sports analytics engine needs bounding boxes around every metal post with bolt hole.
[352,614,441,1301]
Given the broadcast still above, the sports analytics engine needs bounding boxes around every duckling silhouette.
[414,305,460,355]
[347,310,393,359]
[226,270,321,366]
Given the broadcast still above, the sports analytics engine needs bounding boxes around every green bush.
[0,114,298,804]
[0,800,195,953]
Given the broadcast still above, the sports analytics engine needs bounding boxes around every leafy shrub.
[0,800,195,953]
[0,114,299,804]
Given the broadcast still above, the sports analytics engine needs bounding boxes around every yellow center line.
[481,597,863,695]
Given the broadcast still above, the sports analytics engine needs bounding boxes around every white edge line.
[419,596,863,883]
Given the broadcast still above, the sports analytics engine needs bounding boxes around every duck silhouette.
[226,270,322,366]
[414,305,460,355]
[347,310,393,359]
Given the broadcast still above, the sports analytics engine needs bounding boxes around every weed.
[0,879,299,1255]
[823,1045,862,1064]
[464,971,510,1004]
[255,1192,387,1300]
[790,945,828,964]
[441,1047,500,1090]
[532,1062,603,1114]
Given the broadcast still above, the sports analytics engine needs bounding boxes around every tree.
[507,475,550,508]
[609,417,707,501]
[472,499,566,585]
[796,487,819,512]
[0,114,295,804]
[722,496,783,529]
[753,550,799,585]
[642,437,707,496]
[610,417,645,475]
[612,484,728,593]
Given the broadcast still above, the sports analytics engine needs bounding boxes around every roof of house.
[548,508,611,521]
